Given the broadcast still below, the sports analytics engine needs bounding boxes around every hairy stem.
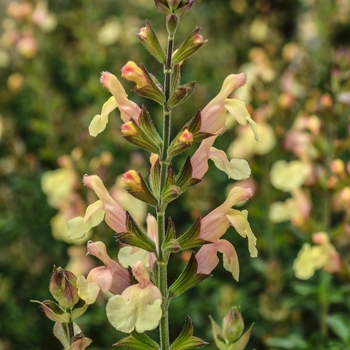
[157,31,175,350]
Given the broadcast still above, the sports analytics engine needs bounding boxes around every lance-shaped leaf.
[122,108,162,154]
[116,212,157,253]
[113,330,160,349]
[170,316,208,350]
[172,27,207,64]
[137,20,166,64]
[175,156,201,191]
[163,217,181,253]
[169,253,209,298]
[133,65,165,105]
[177,218,208,250]
[125,171,158,207]
[168,81,196,108]
[149,158,161,198]
[161,165,182,203]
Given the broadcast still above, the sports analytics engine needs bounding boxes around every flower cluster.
[36,1,260,348]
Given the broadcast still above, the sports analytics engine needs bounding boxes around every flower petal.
[217,239,239,281]
[227,209,257,258]
[200,73,246,134]
[89,96,118,137]
[100,71,141,123]
[66,200,105,240]
[106,284,162,333]
[209,147,251,180]
[76,275,100,305]
[224,98,249,125]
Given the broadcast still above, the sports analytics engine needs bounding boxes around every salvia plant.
[32,1,261,349]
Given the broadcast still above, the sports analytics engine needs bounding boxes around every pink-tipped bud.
[312,232,329,245]
[49,267,79,309]
[121,61,147,88]
[320,93,333,109]
[222,307,245,343]
[122,170,142,191]
[138,27,147,39]
[330,159,345,175]
[192,34,205,44]
[339,187,350,205]
[178,129,193,144]
[121,121,138,136]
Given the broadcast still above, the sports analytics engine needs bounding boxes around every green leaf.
[177,218,208,250]
[266,333,307,349]
[162,217,181,253]
[169,253,209,298]
[116,213,157,252]
[170,316,208,350]
[113,330,159,349]
[326,314,350,343]
[175,156,201,192]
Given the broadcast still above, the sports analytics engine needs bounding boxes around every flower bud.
[222,307,244,343]
[166,14,179,34]
[168,81,196,107]
[136,20,166,63]
[178,128,193,145]
[121,121,138,136]
[121,61,148,88]
[122,170,142,191]
[330,159,345,175]
[49,266,79,309]
[172,27,207,64]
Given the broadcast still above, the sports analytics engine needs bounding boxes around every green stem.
[157,31,175,350]
[67,321,75,345]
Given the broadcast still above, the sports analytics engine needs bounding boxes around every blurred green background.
[1,0,350,349]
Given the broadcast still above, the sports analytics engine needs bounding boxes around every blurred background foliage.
[1,0,350,349]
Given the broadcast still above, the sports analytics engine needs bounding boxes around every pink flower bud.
[178,128,193,144]
[122,170,142,191]
[121,61,148,88]
[121,121,138,136]
[138,27,147,39]
[330,159,345,175]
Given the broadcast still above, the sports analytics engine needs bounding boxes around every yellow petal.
[270,160,311,192]
[89,96,118,137]
[209,147,251,180]
[225,98,249,125]
[67,201,105,240]
[76,275,100,305]
[227,209,258,258]
[106,284,162,333]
